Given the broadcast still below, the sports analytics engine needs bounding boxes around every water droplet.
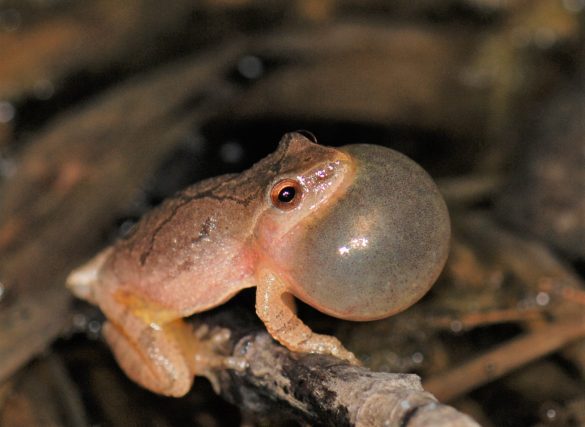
[0,101,15,123]
[219,141,244,164]
[237,55,264,80]
[450,320,463,333]
[411,352,424,364]
[536,291,550,306]
[546,408,557,419]
[87,320,102,338]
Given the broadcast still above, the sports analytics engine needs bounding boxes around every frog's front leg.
[255,270,360,364]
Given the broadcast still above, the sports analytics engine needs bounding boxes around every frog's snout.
[289,144,450,321]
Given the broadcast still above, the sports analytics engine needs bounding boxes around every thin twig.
[423,315,585,402]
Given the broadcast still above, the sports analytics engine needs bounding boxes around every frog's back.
[82,134,326,314]
[101,173,262,314]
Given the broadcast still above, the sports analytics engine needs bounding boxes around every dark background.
[0,1,584,426]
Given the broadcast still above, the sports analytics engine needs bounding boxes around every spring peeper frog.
[67,131,450,397]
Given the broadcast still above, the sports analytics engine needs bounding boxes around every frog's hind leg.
[67,252,194,395]
[103,318,195,397]
[95,289,196,397]
[255,270,360,364]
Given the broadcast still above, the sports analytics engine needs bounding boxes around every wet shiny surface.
[288,144,450,320]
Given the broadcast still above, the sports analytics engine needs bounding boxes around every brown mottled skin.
[67,132,450,397]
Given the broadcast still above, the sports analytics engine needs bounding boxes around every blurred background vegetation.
[0,1,584,426]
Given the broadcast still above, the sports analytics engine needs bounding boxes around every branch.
[192,309,479,427]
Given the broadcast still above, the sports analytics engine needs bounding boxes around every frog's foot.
[256,271,360,365]
[190,324,248,393]
[292,332,360,365]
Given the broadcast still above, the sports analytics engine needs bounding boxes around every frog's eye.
[270,179,302,210]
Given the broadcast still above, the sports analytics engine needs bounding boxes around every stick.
[192,308,480,427]
[423,315,585,402]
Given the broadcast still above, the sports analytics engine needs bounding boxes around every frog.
[66,131,450,397]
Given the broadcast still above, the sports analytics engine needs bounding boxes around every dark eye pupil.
[278,186,296,203]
